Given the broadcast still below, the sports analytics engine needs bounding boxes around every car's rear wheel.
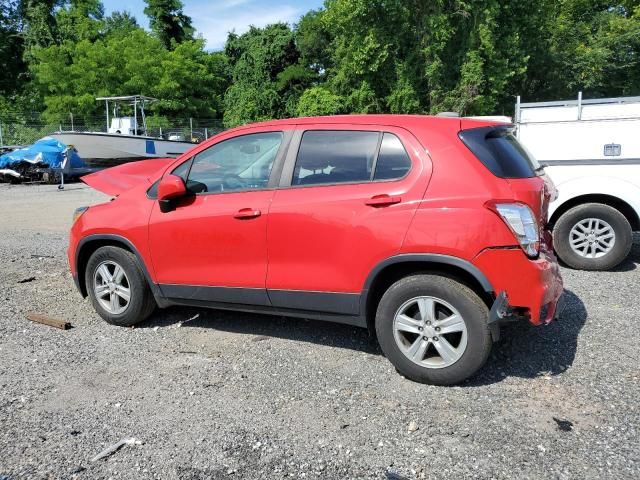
[375,275,492,386]
[553,203,632,271]
[85,246,156,326]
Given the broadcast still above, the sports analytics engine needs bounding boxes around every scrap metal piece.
[26,313,71,330]
[90,437,142,462]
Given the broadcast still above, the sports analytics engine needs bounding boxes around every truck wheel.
[553,203,632,271]
[375,275,492,386]
[85,246,156,326]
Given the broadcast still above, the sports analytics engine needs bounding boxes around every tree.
[56,0,105,43]
[223,24,302,127]
[296,86,343,116]
[0,0,26,96]
[296,9,333,75]
[144,0,193,49]
[20,0,59,53]
[30,29,227,122]
[103,10,139,37]
[543,0,640,99]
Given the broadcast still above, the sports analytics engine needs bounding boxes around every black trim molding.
[360,253,494,318]
[362,253,494,294]
[160,284,270,306]
[269,289,360,315]
[75,234,164,301]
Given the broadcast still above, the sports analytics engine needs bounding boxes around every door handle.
[234,208,262,219]
[365,195,402,207]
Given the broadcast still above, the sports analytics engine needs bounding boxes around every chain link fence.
[0,112,226,150]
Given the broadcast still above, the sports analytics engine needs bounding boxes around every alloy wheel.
[93,260,131,315]
[569,218,616,259]
[393,296,468,369]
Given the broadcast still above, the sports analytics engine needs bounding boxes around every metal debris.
[90,437,142,462]
[386,471,410,480]
[26,313,71,330]
[178,313,200,327]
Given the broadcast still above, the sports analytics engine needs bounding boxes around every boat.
[49,96,196,166]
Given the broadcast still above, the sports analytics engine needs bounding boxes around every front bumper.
[473,247,564,326]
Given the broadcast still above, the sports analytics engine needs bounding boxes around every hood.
[81,158,173,196]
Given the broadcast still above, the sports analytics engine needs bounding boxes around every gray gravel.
[0,183,638,479]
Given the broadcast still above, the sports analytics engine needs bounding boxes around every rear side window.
[374,133,411,180]
[459,126,541,178]
[292,130,411,186]
[293,130,379,186]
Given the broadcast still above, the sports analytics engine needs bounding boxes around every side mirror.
[158,174,187,213]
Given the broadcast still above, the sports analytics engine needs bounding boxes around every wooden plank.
[26,313,71,330]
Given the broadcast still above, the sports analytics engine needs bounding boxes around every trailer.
[515,94,640,270]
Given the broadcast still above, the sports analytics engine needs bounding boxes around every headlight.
[488,202,540,257]
[72,206,89,224]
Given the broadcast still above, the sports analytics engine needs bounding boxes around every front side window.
[293,131,380,186]
[186,132,282,194]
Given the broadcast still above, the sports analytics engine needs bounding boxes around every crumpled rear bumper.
[473,247,564,326]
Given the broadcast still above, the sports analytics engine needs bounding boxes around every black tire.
[85,246,156,326]
[375,275,492,386]
[553,203,632,271]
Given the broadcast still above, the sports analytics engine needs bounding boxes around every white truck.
[515,94,640,270]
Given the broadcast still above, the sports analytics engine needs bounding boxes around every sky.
[102,0,324,50]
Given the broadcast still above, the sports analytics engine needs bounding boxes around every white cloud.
[188,3,304,50]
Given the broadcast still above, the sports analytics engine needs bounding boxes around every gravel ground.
[0,183,638,480]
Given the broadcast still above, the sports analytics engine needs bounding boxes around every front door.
[148,129,289,306]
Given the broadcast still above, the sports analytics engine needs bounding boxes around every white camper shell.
[515,94,640,270]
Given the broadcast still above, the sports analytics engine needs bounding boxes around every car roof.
[222,114,504,134]
[242,114,457,128]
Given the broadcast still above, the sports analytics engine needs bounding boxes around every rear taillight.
[487,201,540,257]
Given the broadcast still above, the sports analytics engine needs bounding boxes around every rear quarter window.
[459,126,541,178]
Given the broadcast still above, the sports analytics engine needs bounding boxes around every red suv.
[69,115,564,385]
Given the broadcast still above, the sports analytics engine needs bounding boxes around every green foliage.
[296,87,344,117]
[296,9,332,74]
[2,0,639,134]
[222,24,301,127]
[30,29,228,122]
[0,0,25,96]
[56,0,105,43]
[20,0,58,56]
[103,11,139,37]
[143,0,193,49]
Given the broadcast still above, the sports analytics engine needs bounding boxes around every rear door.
[265,125,433,315]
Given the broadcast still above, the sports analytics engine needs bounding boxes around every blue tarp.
[0,137,86,169]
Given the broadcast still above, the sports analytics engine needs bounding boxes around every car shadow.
[140,289,587,386]
[139,306,380,355]
[465,289,587,387]
[610,234,640,272]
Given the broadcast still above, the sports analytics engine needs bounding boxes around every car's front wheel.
[375,275,492,386]
[85,246,156,326]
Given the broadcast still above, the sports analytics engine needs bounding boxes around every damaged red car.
[68,115,564,385]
